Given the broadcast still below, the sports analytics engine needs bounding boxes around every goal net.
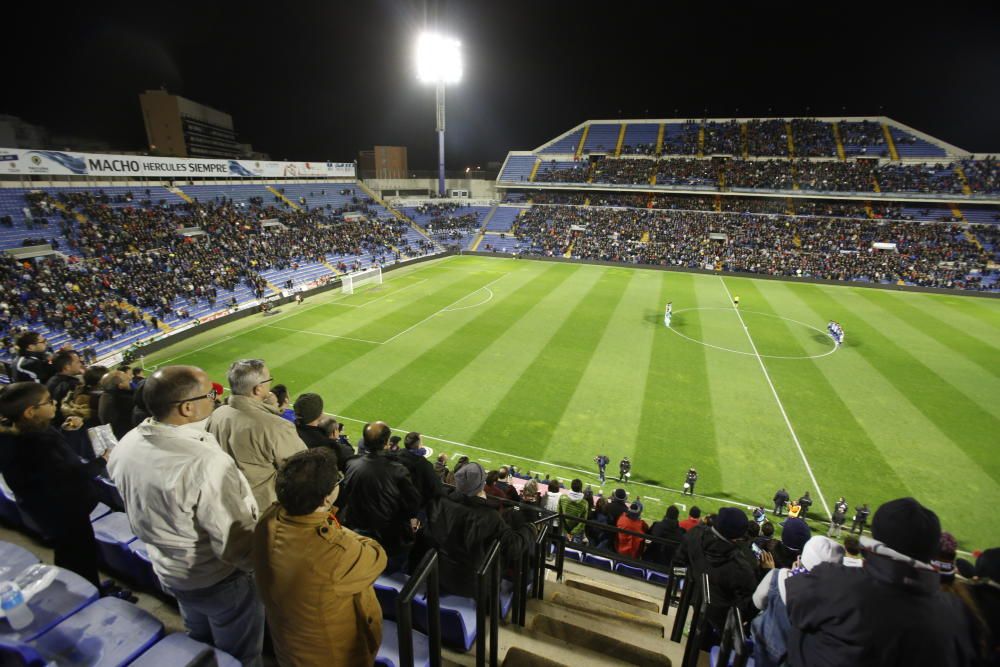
[341,265,382,294]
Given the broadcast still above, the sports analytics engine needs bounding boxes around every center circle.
[667,307,838,360]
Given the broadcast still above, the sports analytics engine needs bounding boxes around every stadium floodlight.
[416,32,462,196]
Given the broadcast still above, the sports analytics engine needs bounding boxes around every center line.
[718,276,831,519]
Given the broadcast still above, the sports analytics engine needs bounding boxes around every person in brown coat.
[254,448,387,666]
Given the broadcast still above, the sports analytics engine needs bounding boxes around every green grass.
[142,256,1000,550]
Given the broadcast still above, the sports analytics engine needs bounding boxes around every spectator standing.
[0,383,106,588]
[97,370,135,440]
[207,359,306,510]
[254,449,386,666]
[45,349,83,424]
[109,366,264,666]
[850,503,870,534]
[494,466,520,503]
[270,384,295,423]
[12,332,54,384]
[774,518,811,569]
[129,367,145,391]
[318,417,355,470]
[395,432,442,507]
[425,462,535,597]
[606,488,630,525]
[785,497,975,667]
[433,453,451,484]
[645,505,685,567]
[338,421,421,573]
[62,365,107,430]
[679,506,702,532]
[842,536,864,567]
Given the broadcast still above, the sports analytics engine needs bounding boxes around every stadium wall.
[366,178,498,199]
[461,251,1000,300]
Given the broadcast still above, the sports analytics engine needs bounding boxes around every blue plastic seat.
[374,571,411,622]
[127,540,165,594]
[0,566,99,642]
[0,542,40,580]
[0,476,23,528]
[31,597,164,666]
[0,639,46,666]
[563,547,583,562]
[91,512,138,580]
[646,569,670,586]
[414,593,477,652]
[375,619,431,667]
[131,632,241,667]
[615,562,646,579]
[89,503,112,523]
[583,553,614,571]
[92,476,125,512]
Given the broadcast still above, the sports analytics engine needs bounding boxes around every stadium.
[0,4,997,666]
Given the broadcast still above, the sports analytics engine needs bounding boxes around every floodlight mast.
[417,32,461,197]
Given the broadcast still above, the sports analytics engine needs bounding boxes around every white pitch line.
[381,274,508,344]
[354,278,429,308]
[266,325,383,345]
[442,287,494,312]
[718,276,832,519]
[150,256,454,366]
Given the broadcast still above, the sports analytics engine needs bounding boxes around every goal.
[341,265,382,294]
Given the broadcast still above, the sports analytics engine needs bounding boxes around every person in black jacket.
[394,432,442,509]
[644,504,685,567]
[773,488,790,516]
[0,382,104,586]
[45,350,84,425]
[606,488,629,525]
[97,370,134,440]
[425,462,535,597]
[12,332,55,384]
[673,506,759,637]
[785,497,975,667]
[337,421,421,573]
[796,492,813,519]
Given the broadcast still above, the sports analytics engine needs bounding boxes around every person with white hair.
[751,536,845,667]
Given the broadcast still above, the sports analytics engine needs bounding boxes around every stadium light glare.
[416,31,463,196]
[416,33,462,84]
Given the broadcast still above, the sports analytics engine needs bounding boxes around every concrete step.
[564,577,661,612]
[529,614,672,666]
[493,624,637,667]
[543,579,674,627]
[541,591,667,637]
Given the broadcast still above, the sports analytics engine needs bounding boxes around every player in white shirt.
[664,301,672,327]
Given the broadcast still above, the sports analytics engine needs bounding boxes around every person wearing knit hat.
[773,518,811,568]
[424,461,535,597]
[616,502,648,558]
[606,487,630,525]
[293,393,324,425]
[673,506,757,633]
[293,393,350,469]
[784,497,975,667]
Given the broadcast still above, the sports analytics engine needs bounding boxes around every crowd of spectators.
[838,120,887,155]
[661,122,701,155]
[514,205,1000,290]
[790,118,838,157]
[519,156,1000,195]
[746,119,790,157]
[0,189,427,348]
[703,120,743,155]
[533,162,590,183]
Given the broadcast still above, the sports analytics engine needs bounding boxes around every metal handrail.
[397,549,442,667]
[717,605,750,667]
[682,573,712,667]
[475,539,502,667]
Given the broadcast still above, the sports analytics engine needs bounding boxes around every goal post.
[341,265,382,294]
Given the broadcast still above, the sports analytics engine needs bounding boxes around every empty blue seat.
[563,547,583,562]
[0,542,39,580]
[615,562,645,579]
[375,619,431,667]
[583,554,614,571]
[374,571,411,622]
[0,565,98,642]
[92,476,125,512]
[89,503,112,523]
[92,512,138,580]
[131,632,240,667]
[646,570,670,586]
[31,597,164,666]
[414,593,477,652]
[0,639,46,666]
[709,644,756,667]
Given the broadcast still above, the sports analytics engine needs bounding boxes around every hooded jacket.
[785,540,974,667]
[557,490,588,537]
[674,524,759,629]
[338,450,421,556]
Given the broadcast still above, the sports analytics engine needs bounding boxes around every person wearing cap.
[207,359,306,510]
[785,497,975,667]
[394,432,442,508]
[606,487,630,525]
[254,448,386,666]
[751,536,845,667]
[293,393,332,450]
[338,421,421,573]
[674,506,759,633]
[425,461,536,597]
[618,456,631,482]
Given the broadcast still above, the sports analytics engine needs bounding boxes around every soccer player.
[664,301,673,327]
[733,295,740,308]
[682,467,698,495]
[594,454,609,484]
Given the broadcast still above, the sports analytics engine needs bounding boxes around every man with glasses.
[207,359,306,511]
[109,365,265,666]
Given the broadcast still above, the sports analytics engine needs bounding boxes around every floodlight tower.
[416,32,462,197]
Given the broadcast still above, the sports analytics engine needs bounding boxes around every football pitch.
[143,255,1000,550]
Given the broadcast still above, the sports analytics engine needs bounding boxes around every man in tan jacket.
[254,448,387,666]
[208,359,306,510]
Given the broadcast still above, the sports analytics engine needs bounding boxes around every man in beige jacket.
[208,359,306,510]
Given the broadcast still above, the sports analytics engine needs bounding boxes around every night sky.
[5,2,1000,168]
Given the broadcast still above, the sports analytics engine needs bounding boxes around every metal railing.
[717,605,751,667]
[475,539,502,667]
[681,573,712,667]
[397,549,442,667]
